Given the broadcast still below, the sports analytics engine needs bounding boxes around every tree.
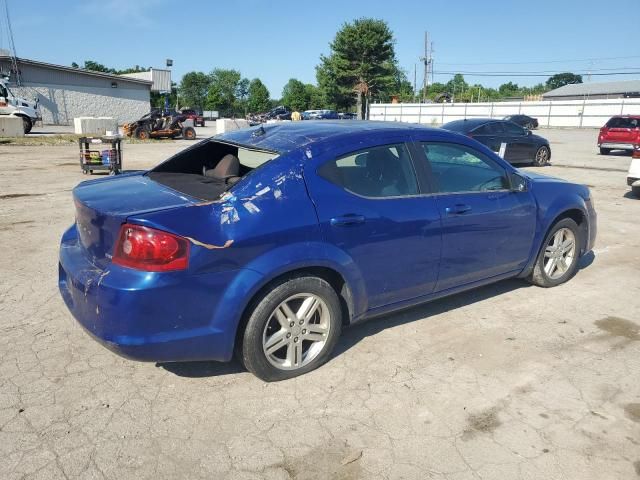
[281,78,309,111]
[305,83,324,109]
[235,78,250,116]
[179,71,211,111]
[546,73,582,90]
[498,81,520,97]
[247,78,271,113]
[206,68,242,117]
[317,18,397,119]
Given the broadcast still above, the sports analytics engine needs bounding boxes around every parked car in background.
[598,115,640,155]
[266,106,292,121]
[304,109,339,120]
[627,147,640,197]
[339,112,357,120]
[504,114,538,130]
[59,121,596,381]
[442,118,551,166]
[180,109,205,127]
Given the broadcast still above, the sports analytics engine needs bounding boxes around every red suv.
[179,109,205,127]
[598,115,640,155]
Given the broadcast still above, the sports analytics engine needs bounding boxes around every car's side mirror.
[509,172,528,192]
[525,129,532,136]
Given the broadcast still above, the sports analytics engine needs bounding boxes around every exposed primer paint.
[305,147,313,159]
[273,188,282,199]
[220,206,240,225]
[185,237,234,249]
[96,271,110,287]
[243,201,260,214]
[255,186,271,196]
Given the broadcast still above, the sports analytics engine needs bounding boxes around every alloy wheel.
[262,293,331,370]
[543,227,576,279]
[536,147,549,165]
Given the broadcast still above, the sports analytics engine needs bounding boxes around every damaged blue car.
[59,121,596,381]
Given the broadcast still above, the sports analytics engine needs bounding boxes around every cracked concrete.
[0,129,639,479]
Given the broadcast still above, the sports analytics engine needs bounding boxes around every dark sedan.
[442,119,551,166]
[504,114,539,130]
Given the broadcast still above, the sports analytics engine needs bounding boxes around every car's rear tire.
[240,275,342,382]
[528,218,582,288]
[135,127,150,140]
[600,148,611,155]
[533,145,550,166]
[632,185,640,198]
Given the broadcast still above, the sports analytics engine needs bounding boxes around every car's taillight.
[112,224,189,272]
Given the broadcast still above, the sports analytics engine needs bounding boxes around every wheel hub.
[261,293,331,371]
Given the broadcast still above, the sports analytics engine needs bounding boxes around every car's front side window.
[503,122,525,135]
[421,142,510,194]
[318,143,419,198]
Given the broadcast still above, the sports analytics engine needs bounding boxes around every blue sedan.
[59,121,597,381]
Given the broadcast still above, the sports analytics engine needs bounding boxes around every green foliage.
[179,72,211,111]
[546,72,583,90]
[281,78,310,111]
[71,60,149,75]
[205,69,242,117]
[247,79,271,113]
[317,18,398,116]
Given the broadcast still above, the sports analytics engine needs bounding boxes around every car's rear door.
[304,138,442,309]
[416,141,537,291]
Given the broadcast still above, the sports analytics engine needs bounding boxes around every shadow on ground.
[159,253,596,379]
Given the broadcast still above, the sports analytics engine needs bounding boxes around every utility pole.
[420,31,433,102]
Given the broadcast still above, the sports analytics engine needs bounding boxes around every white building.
[0,55,152,125]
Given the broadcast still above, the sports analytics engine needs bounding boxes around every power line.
[434,71,640,77]
[434,67,639,75]
[436,55,640,66]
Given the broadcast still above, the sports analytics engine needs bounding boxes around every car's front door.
[418,141,537,292]
[502,121,536,163]
[305,141,442,309]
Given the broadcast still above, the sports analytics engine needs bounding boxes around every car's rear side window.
[318,143,419,198]
[421,142,509,193]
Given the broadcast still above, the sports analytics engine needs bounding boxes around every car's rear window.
[606,117,640,128]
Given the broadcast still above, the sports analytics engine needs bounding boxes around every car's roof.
[442,118,499,132]
[215,120,439,153]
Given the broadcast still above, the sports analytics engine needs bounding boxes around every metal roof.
[542,80,640,98]
[0,55,153,86]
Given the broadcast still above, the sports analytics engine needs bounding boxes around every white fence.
[369,98,640,128]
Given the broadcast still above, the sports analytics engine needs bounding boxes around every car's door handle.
[445,204,472,215]
[330,214,366,226]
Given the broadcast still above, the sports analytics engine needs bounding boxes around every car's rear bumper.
[598,142,637,150]
[58,225,244,363]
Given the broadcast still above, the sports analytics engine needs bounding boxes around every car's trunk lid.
[73,173,197,268]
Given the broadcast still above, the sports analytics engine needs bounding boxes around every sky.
[3,0,640,97]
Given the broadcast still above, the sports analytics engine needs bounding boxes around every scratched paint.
[243,201,260,214]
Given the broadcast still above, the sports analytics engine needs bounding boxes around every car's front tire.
[528,218,582,288]
[600,147,611,155]
[240,276,342,381]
